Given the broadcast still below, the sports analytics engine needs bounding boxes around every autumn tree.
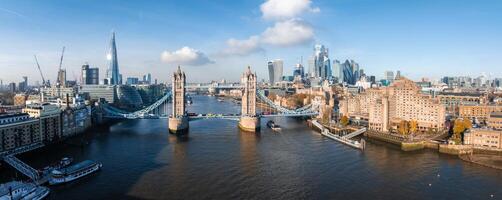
[268,93,277,101]
[397,120,410,135]
[451,118,471,144]
[340,115,349,127]
[463,118,472,130]
[409,120,418,134]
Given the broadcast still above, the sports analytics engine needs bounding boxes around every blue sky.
[0,0,501,84]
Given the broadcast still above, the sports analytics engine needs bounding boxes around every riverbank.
[460,154,502,170]
[362,128,502,171]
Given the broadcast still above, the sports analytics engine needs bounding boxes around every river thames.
[2,95,502,199]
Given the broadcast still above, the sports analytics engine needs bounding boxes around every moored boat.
[49,160,102,185]
[266,120,281,131]
[0,181,49,200]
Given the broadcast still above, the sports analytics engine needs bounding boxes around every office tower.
[106,32,120,85]
[338,59,360,84]
[333,60,344,83]
[342,60,354,84]
[126,77,139,85]
[18,76,28,92]
[308,44,331,79]
[359,69,365,77]
[385,71,394,82]
[119,74,123,85]
[293,63,304,78]
[352,61,358,82]
[8,82,16,93]
[81,64,99,85]
[57,69,67,87]
[369,76,376,84]
[142,73,152,84]
[267,59,283,85]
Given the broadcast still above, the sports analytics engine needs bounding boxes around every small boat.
[266,120,281,131]
[186,96,193,105]
[0,181,49,200]
[58,157,73,168]
[217,98,224,102]
[49,160,102,185]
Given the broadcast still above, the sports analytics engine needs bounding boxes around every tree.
[463,118,472,130]
[398,120,410,135]
[409,120,418,134]
[340,115,349,127]
[268,93,277,101]
[451,118,467,144]
[453,119,466,135]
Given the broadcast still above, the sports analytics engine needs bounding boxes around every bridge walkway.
[342,128,367,139]
[3,155,40,181]
[312,120,365,150]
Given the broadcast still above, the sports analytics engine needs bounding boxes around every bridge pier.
[238,116,260,132]
[239,66,260,133]
[168,116,189,134]
[169,66,189,135]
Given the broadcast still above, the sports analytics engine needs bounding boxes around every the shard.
[106,31,120,85]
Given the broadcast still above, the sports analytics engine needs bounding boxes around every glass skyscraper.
[308,44,331,79]
[106,32,120,85]
[267,59,283,85]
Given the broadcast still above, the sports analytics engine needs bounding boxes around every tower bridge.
[103,66,320,134]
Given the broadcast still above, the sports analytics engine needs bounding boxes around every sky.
[0,0,501,84]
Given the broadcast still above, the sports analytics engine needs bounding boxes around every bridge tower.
[168,66,189,134]
[239,66,260,132]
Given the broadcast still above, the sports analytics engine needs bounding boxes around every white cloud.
[260,0,320,20]
[161,47,214,66]
[261,19,314,46]
[222,36,263,56]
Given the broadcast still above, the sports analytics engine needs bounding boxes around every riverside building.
[464,129,502,149]
[23,103,62,143]
[0,113,40,152]
[340,77,446,133]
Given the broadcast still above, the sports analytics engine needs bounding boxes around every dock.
[312,120,366,150]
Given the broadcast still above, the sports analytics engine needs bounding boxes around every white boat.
[59,157,73,168]
[0,181,49,200]
[49,160,102,185]
[267,120,282,132]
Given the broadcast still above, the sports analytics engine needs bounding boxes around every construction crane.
[56,46,65,87]
[33,55,47,87]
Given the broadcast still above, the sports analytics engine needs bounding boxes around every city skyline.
[1,0,502,84]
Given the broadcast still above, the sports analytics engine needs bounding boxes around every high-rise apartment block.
[340,77,446,132]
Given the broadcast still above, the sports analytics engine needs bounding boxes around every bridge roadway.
[103,89,320,120]
[105,112,319,120]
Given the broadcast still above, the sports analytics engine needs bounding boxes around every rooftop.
[0,112,29,120]
[490,112,502,118]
